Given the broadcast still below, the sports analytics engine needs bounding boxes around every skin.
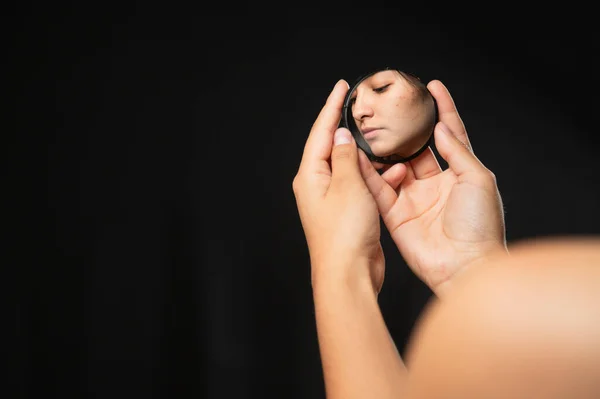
[295,77,508,300]
[405,237,600,399]
[293,80,408,398]
[293,80,384,294]
[350,70,435,158]
[292,78,505,398]
[363,79,509,298]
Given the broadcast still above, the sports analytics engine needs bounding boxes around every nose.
[351,93,374,121]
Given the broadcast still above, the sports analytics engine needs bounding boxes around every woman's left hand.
[293,79,385,294]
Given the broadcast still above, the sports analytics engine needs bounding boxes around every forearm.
[312,262,408,399]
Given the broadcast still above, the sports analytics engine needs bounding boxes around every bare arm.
[312,263,408,399]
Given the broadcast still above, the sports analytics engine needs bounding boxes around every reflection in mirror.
[342,68,438,165]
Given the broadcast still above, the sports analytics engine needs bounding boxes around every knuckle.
[482,168,497,183]
[473,168,497,187]
[292,175,302,194]
[458,139,471,152]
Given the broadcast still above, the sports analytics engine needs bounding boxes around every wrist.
[433,243,510,299]
[311,256,378,299]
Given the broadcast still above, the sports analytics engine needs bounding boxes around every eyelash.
[350,84,390,104]
[373,84,390,93]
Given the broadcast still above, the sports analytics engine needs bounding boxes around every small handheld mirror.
[341,68,438,165]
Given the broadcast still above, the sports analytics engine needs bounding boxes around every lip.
[361,127,381,138]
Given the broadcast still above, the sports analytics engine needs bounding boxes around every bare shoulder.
[403,236,600,399]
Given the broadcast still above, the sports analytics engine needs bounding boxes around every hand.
[358,80,508,297]
[293,80,385,294]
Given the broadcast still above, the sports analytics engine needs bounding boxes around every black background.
[11,6,599,399]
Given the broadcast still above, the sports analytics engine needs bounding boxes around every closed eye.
[374,84,391,93]
[349,83,390,105]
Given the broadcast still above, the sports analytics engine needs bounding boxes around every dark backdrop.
[12,6,599,399]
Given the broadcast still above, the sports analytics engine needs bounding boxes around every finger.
[369,160,393,173]
[329,128,362,191]
[409,147,442,180]
[427,80,472,150]
[358,150,401,217]
[358,149,378,177]
[403,160,417,185]
[434,121,489,180]
[379,164,392,173]
[380,163,407,192]
[299,80,349,173]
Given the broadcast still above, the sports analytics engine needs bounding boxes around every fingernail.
[334,128,352,146]
[335,79,349,90]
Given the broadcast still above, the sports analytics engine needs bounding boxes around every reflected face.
[349,70,435,159]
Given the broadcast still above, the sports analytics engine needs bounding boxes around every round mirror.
[341,68,438,165]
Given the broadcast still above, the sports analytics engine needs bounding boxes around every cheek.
[393,96,412,112]
[395,99,423,123]
[392,86,419,112]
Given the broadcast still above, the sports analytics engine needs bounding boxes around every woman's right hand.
[358,80,509,298]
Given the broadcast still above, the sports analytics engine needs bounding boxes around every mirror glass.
[342,68,438,165]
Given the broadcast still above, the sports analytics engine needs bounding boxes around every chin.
[370,144,394,158]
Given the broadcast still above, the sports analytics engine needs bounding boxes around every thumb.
[434,121,489,180]
[330,128,361,189]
